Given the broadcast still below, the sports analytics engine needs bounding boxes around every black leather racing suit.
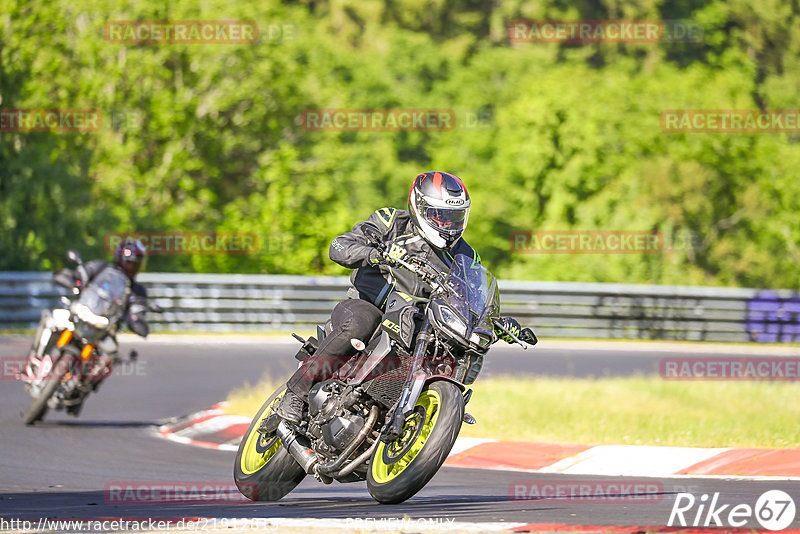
[286,207,480,398]
[53,260,150,337]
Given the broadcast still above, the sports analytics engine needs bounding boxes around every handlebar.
[491,318,528,350]
[385,253,447,291]
[361,224,448,292]
[491,319,539,350]
[362,225,538,351]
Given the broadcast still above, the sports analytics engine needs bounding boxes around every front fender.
[423,375,465,393]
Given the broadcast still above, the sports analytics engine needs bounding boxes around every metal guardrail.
[0,272,796,342]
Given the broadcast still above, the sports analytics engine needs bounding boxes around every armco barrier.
[0,272,797,342]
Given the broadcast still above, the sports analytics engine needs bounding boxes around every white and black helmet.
[408,171,471,250]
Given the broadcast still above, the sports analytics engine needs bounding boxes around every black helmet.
[408,171,471,250]
[113,238,147,278]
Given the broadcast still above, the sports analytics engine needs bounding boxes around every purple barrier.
[747,291,800,342]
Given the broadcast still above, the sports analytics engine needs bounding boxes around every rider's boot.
[66,401,84,417]
[258,389,305,434]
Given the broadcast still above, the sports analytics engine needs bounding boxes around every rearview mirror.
[519,327,538,346]
[66,249,83,264]
[361,223,381,242]
[361,223,382,245]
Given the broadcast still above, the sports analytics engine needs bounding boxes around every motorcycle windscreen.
[442,254,500,333]
[76,266,130,323]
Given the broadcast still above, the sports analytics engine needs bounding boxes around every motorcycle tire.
[22,355,67,425]
[233,385,306,501]
[367,380,464,504]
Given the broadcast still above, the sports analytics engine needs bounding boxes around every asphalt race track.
[0,335,797,531]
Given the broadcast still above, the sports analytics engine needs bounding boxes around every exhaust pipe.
[316,405,379,476]
[276,421,319,474]
[337,435,380,478]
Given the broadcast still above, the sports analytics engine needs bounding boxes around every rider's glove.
[126,302,149,338]
[368,247,388,266]
[385,242,409,264]
[368,243,408,266]
[494,317,521,344]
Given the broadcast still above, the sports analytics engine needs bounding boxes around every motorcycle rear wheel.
[233,386,306,501]
[367,380,464,504]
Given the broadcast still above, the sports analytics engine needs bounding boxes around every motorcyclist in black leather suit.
[273,171,521,424]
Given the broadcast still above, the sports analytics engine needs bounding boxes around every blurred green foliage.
[1,0,798,288]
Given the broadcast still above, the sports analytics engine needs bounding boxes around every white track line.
[539,445,730,477]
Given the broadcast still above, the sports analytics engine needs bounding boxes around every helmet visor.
[424,207,469,233]
[119,257,145,278]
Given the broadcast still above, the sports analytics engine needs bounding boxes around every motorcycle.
[17,249,160,425]
[234,232,537,504]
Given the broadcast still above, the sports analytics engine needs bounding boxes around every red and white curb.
[157,403,249,452]
[122,517,800,533]
[157,403,800,479]
[446,441,800,480]
[225,519,800,533]
[21,517,800,533]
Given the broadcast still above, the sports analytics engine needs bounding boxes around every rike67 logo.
[668,490,796,531]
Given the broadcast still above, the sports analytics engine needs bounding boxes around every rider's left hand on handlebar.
[368,247,386,265]
[385,242,409,263]
[369,242,409,267]
[495,317,521,344]
[368,246,400,266]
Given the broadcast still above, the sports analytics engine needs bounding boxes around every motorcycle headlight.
[71,303,109,329]
[439,306,468,338]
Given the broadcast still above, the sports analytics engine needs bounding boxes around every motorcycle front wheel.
[367,380,464,504]
[22,354,67,425]
[233,386,306,501]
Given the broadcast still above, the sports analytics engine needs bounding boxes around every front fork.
[29,311,50,360]
[20,325,61,386]
[22,308,75,380]
[383,317,433,441]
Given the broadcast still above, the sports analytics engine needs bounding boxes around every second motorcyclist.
[27,239,152,415]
